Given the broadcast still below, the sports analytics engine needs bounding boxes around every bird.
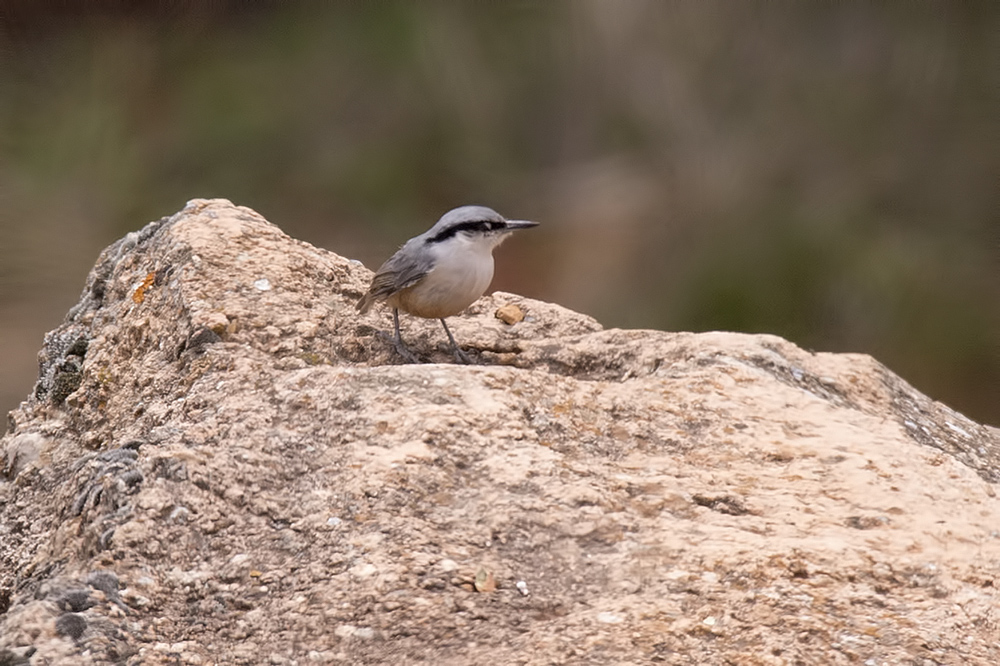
[357,205,538,363]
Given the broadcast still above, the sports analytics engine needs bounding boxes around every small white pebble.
[350,562,378,578]
[437,558,459,572]
[253,278,272,291]
[945,421,970,438]
[516,580,529,596]
[334,624,374,640]
[334,624,356,639]
[597,611,623,624]
[703,616,717,626]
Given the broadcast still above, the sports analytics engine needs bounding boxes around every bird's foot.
[452,346,474,365]
[376,330,422,364]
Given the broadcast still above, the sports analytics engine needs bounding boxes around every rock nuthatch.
[357,205,538,363]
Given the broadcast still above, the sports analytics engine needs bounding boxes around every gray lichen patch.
[34,331,89,405]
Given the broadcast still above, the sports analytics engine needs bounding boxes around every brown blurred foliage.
[0,2,997,425]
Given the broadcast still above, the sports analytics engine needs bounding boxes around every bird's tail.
[356,292,375,314]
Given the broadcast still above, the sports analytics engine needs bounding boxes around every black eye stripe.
[428,220,502,243]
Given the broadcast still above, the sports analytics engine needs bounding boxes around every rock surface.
[1,198,999,665]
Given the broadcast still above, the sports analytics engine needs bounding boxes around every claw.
[375,329,421,364]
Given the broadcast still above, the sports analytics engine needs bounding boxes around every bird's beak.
[504,220,539,230]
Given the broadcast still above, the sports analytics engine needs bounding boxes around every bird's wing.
[357,241,435,312]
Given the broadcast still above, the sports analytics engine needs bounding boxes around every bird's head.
[424,205,538,250]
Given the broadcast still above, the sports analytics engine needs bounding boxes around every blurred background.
[0,2,997,426]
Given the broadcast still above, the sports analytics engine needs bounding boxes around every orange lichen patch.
[132,272,156,304]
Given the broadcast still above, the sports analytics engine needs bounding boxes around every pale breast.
[387,244,495,319]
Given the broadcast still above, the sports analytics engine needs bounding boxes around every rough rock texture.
[2,198,999,665]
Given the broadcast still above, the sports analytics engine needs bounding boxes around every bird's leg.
[392,309,422,363]
[378,308,421,364]
[439,318,473,364]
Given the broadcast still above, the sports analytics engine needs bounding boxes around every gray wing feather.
[356,240,436,312]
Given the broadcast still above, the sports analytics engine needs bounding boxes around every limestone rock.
[1,198,998,665]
